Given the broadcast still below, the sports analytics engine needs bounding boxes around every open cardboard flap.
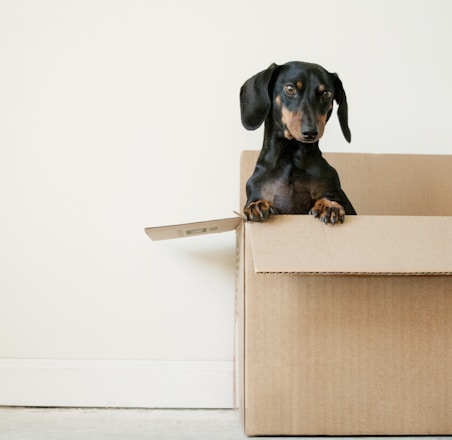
[145,216,241,241]
[248,215,452,275]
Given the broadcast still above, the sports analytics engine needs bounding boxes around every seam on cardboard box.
[256,271,452,276]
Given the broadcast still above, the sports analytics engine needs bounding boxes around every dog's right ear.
[240,63,279,130]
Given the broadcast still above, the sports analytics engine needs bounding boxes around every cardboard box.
[145,151,452,436]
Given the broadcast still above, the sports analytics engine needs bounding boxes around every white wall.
[1,0,451,408]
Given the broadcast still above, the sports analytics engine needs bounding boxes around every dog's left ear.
[240,63,279,130]
[332,73,351,143]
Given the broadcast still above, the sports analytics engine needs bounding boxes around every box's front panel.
[244,269,452,435]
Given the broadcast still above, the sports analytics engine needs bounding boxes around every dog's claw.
[244,200,275,222]
[309,208,318,218]
[310,198,346,225]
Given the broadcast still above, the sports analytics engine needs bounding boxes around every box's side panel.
[243,271,452,436]
[242,226,253,434]
[233,222,245,418]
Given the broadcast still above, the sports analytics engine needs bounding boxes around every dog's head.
[240,61,351,143]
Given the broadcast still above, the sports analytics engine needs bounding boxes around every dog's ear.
[240,63,279,130]
[332,73,351,143]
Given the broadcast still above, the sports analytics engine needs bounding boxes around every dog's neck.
[261,120,322,164]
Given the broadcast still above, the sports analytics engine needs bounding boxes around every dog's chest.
[261,167,315,214]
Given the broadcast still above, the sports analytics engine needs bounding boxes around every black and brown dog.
[240,61,356,224]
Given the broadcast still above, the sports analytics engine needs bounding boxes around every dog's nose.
[302,129,318,141]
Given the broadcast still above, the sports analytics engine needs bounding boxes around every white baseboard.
[0,359,233,409]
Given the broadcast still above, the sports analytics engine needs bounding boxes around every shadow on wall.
[183,246,236,278]
[174,235,237,279]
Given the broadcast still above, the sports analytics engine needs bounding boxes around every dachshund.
[240,61,356,224]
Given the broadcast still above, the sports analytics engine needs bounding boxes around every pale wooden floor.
[0,408,449,440]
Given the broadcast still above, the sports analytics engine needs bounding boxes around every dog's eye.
[284,84,296,96]
[321,91,333,100]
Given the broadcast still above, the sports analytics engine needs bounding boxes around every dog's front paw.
[309,198,345,225]
[244,200,276,222]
